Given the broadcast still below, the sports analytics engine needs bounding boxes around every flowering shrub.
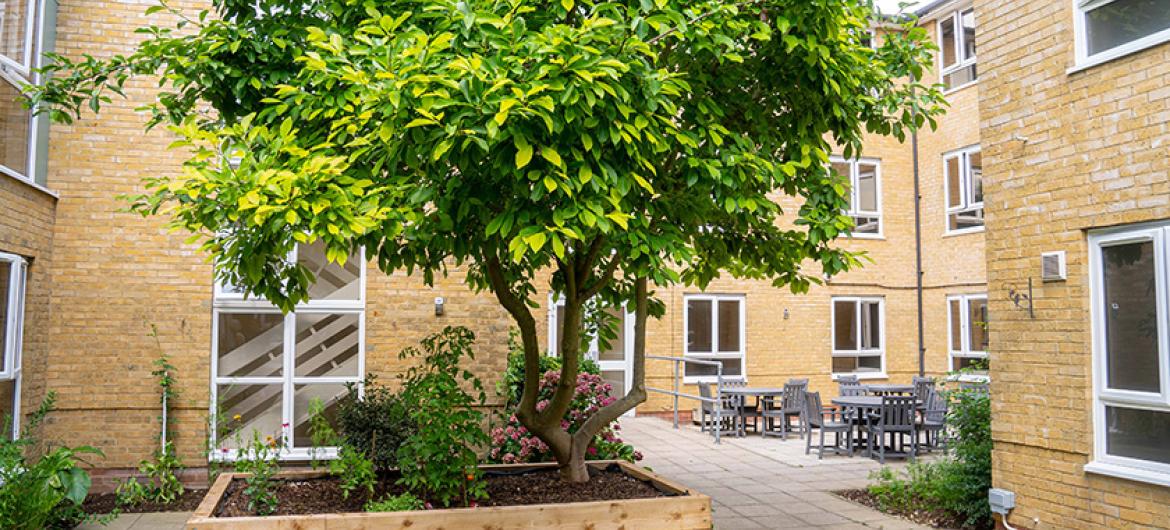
[488,370,641,464]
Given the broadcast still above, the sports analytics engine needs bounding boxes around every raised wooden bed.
[185,460,711,529]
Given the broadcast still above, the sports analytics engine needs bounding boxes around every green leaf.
[561,0,575,11]
[525,232,547,251]
[515,136,533,169]
[540,147,562,168]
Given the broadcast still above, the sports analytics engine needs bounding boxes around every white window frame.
[682,294,746,384]
[938,7,977,92]
[209,246,366,462]
[947,294,989,377]
[1085,223,1170,487]
[0,0,38,77]
[0,252,26,440]
[830,296,886,380]
[546,296,632,360]
[0,0,48,184]
[1072,0,1170,72]
[943,145,984,235]
[830,156,883,239]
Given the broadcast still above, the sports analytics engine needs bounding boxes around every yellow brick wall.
[979,0,1170,527]
[0,175,57,434]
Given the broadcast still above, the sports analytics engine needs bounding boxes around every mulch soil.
[83,489,208,515]
[835,489,981,530]
[216,466,667,517]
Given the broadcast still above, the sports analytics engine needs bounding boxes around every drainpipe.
[912,125,925,377]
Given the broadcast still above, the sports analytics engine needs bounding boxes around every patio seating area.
[694,376,949,465]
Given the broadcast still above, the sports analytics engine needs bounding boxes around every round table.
[721,388,786,436]
[864,384,915,396]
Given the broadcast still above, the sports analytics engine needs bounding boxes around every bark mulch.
[835,489,981,530]
[217,466,667,517]
[83,489,208,515]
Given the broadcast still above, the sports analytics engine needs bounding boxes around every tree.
[30,0,945,482]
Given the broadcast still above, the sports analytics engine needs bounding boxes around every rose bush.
[489,369,641,465]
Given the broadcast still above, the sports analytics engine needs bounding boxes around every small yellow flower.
[232,414,242,422]
[466,473,475,481]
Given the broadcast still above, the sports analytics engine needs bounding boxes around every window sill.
[0,168,57,199]
[846,233,885,241]
[942,78,979,95]
[1069,32,1170,76]
[943,226,985,238]
[683,376,747,385]
[832,372,887,381]
[1084,461,1170,489]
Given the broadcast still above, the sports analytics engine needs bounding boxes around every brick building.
[978,0,1170,527]
[1,0,989,482]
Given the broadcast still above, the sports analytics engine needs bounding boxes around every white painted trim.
[546,297,636,415]
[830,296,886,377]
[0,252,25,439]
[829,156,884,239]
[1087,223,1170,483]
[1070,0,1170,73]
[937,7,978,90]
[943,145,984,236]
[947,293,989,372]
[682,294,747,384]
[0,0,39,78]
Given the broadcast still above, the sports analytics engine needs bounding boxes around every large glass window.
[944,146,983,234]
[211,241,364,461]
[1076,0,1170,65]
[1087,224,1170,486]
[0,252,25,440]
[0,0,47,184]
[683,294,745,382]
[830,157,882,237]
[948,294,989,375]
[831,297,884,377]
[939,8,977,90]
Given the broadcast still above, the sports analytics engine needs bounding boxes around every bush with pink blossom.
[488,369,642,464]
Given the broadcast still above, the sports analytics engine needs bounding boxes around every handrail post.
[672,360,680,429]
[714,363,723,445]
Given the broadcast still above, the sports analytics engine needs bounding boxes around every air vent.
[1041,251,1066,282]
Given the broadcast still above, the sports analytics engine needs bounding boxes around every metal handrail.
[645,355,729,443]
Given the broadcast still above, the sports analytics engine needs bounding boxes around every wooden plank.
[185,463,712,530]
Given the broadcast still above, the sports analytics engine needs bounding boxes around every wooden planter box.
[185,460,711,529]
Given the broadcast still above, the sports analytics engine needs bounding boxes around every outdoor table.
[721,387,786,436]
[864,384,915,396]
[832,396,923,456]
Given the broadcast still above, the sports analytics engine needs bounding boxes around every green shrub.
[396,326,488,508]
[866,386,992,529]
[335,375,415,471]
[333,443,376,500]
[496,328,599,408]
[365,492,425,512]
[233,431,281,516]
[116,440,185,506]
[0,392,104,529]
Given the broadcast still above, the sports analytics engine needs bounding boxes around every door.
[549,300,635,417]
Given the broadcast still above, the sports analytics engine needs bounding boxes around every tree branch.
[579,254,620,301]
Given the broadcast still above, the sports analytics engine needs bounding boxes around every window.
[683,294,745,382]
[0,252,26,440]
[948,294,989,375]
[830,157,882,237]
[1086,223,1170,487]
[1,0,50,185]
[938,8,977,90]
[831,297,884,378]
[1075,0,1170,67]
[944,146,983,234]
[211,241,364,461]
[548,299,633,402]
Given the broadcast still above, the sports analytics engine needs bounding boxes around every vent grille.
[1041,251,1066,282]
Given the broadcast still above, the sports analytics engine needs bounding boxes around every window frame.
[0,0,39,76]
[830,156,883,239]
[943,145,984,236]
[938,7,978,92]
[830,296,886,380]
[209,246,366,462]
[947,293,989,375]
[1072,0,1170,72]
[1086,223,1170,486]
[0,0,50,185]
[682,294,746,384]
[0,251,26,440]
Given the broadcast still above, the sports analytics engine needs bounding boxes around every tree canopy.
[31,0,945,481]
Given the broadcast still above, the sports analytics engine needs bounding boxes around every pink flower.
[587,446,598,456]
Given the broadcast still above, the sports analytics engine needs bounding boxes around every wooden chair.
[803,391,852,459]
[698,383,739,437]
[866,395,918,464]
[762,379,807,439]
[912,376,936,401]
[723,380,760,433]
[917,387,948,452]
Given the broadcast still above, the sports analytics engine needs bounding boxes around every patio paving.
[620,416,931,529]
[77,511,191,530]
